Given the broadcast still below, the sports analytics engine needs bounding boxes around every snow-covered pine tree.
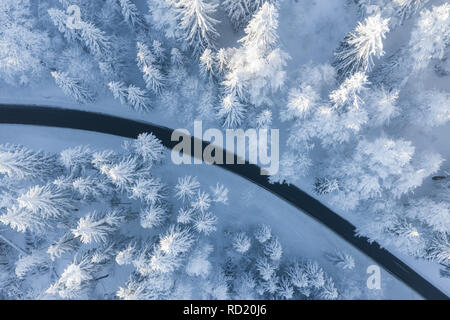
[222,2,289,109]
[100,156,150,191]
[0,206,47,234]
[331,137,443,210]
[365,86,399,126]
[0,144,58,180]
[140,204,168,229]
[136,42,165,94]
[333,14,389,81]
[175,0,220,57]
[254,224,272,244]
[319,276,339,300]
[255,256,276,281]
[263,237,282,261]
[60,145,93,175]
[175,175,200,201]
[149,247,183,273]
[78,21,111,57]
[177,207,195,224]
[216,48,229,74]
[146,0,180,39]
[278,276,294,299]
[427,233,450,263]
[48,8,80,42]
[406,198,450,234]
[152,40,166,63]
[281,84,320,122]
[127,84,151,112]
[130,178,165,205]
[409,3,450,72]
[118,0,145,29]
[158,225,195,256]
[210,183,229,204]
[116,242,137,266]
[231,232,251,253]
[108,81,128,105]
[199,48,216,79]
[314,177,339,195]
[325,250,355,270]
[51,71,95,103]
[16,184,74,219]
[185,243,213,277]
[72,210,124,244]
[14,251,48,279]
[193,211,217,235]
[124,132,165,164]
[223,0,277,30]
[412,89,450,128]
[47,233,79,261]
[222,0,251,30]
[191,190,212,213]
[395,0,430,25]
[0,0,50,84]
[217,93,246,128]
[46,252,99,298]
[170,47,184,66]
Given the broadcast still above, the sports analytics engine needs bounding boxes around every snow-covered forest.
[0,0,449,299]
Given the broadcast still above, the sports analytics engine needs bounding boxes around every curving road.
[0,104,448,300]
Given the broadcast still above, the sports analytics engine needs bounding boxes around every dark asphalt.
[0,104,447,300]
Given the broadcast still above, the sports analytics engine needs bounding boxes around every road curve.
[0,104,448,300]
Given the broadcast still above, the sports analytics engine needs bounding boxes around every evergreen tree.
[17,184,74,219]
[140,204,168,229]
[222,3,289,108]
[325,250,355,270]
[137,42,165,94]
[127,84,151,112]
[60,145,93,175]
[78,21,111,57]
[333,14,389,81]
[51,71,95,103]
[72,210,124,244]
[409,3,450,72]
[118,0,145,29]
[412,89,450,128]
[0,144,58,180]
[108,81,128,105]
[46,252,99,298]
[124,132,165,163]
[232,232,251,253]
[158,225,195,255]
[175,0,220,57]
[175,176,200,201]
[199,48,216,79]
[193,211,217,235]
[0,0,50,84]
[254,224,272,244]
[130,178,165,205]
[48,8,80,42]
[218,93,246,128]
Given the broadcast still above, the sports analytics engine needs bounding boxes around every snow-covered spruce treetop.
[355,0,430,27]
[0,0,50,85]
[175,0,220,57]
[333,14,389,81]
[223,0,279,30]
[408,3,450,72]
